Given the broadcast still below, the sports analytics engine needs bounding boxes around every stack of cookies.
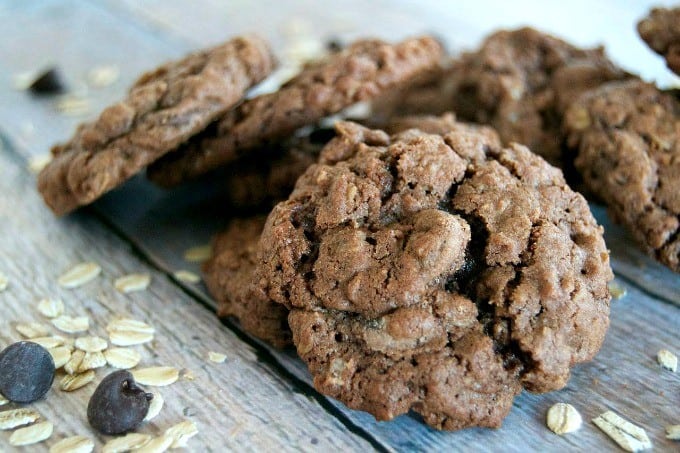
[37,6,680,431]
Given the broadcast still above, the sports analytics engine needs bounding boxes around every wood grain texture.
[0,144,372,451]
[0,0,678,452]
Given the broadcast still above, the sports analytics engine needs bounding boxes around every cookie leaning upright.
[147,36,444,186]
[638,7,680,76]
[564,80,680,272]
[259,118,612,430]
[38,35,276,216]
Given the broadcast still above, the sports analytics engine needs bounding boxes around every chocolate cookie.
[638,7,680,76]
[204,216,292,348]
[147,36,444,186]
[259,119,612,430]
[564,79,680,272]
[218,128,332,209]
[38,35,276,215]
[372,28,629,167]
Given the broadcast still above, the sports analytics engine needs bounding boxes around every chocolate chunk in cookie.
[638,7,680,76]
[204,216,292,348]
[147,36,444,187]
[565,79,680,272]
[38,35,276,216]
[259,119,612,430]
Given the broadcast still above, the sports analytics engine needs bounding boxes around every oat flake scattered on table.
[52,315,90,333]
[114,273,151,293]
[102,433,152,453]
[0,272,8,291]
[173,269,201,283]
[208,351,227,363]
[57,262,101,288]
[37,298,65,318]
[75,336,108,353]
[144,391,165,422]
[0,408,41,430]
[15,322,50,339]
[166,420,199,448]
[132,367,180,387]
[104,347,141,369]
[546,403,582,435]
[592,411,652,452]
[183,244,212,263]
[60,370,96,392]
[9,420,53,446]
[49,435,95,453]
[49,346,72,369]
[657,349,677,372]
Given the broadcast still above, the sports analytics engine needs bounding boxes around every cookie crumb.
[114,273,151,293]
[592,411,652,452]
[57,262,101,288]
[207,351,227,363]
[666,425,680,440]
[657,349,677,372]
[546,403,582,435]
[9,420,53,446]
[173,270,201,283]
[183,245,212,263]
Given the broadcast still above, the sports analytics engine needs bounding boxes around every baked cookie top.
[204,216,292,348]
[565,79,680,272]
[38,35,276,215]
[258,118,612,429]
[433,28,627,166]
[638,7,680,76]
[147,36,444,186]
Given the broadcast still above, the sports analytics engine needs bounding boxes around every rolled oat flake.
[87,370,153,435]
[0,341,55,403]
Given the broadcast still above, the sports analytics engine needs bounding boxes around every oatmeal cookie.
[147,36,444,186]
[564,79,680,272]
[38,35,276,215]
[259,119,612,430]
[638,7,680,76]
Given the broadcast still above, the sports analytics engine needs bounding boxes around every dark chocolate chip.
[87,370,153,435]
[0,341,55,403]
[29,68,65,95]
[326,38,343,53]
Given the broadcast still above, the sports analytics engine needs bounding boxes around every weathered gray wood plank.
[0,136,374,452]
[0,0,678,452]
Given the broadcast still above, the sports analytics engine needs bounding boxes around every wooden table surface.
[0,1,678,451]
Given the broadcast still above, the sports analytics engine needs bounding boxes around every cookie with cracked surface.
[147,36,444,187]
[259,120,612,430]
[565,79,680,272]
[375,28,629,167]
[204,216,292,348]
[638,7,680,76]
[38,35,276,215]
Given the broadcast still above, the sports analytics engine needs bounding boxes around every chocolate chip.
[0,341,55,403]
[29,68,65,95]
[87,370,153,435]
